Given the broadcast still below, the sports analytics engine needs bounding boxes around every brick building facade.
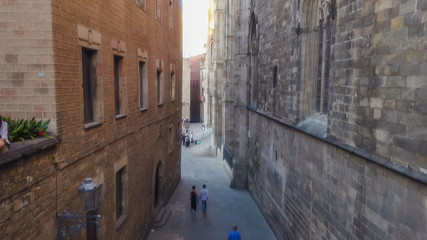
[0,0,182,239]
[206,0,426,239]
[189,54,204,123]
[182,58,191,120]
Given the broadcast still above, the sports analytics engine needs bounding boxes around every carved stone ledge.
[0,136,61,166]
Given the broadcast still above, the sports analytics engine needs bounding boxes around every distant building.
[189,54,205,123]
[183,54,205,123]
[182,59,192,120]
[0,1,182,239]
[206,0,427,239]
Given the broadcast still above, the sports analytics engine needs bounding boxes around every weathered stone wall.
[248,112,426,240]
[329,0,427,173]
[203,0,427,238]
[0,0,56,132]
[244,0,427,239]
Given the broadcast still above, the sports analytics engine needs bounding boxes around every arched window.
[299,0,334,117]
[249,12,259,106]
[317,0,333,114]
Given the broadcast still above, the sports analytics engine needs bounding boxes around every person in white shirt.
[199,184,209,217]
[0,120,10,154]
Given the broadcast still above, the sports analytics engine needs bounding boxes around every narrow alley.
[147,123,276,240]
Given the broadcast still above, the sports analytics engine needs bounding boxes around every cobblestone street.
[147,123,276,240]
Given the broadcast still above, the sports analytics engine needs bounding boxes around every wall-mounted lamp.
[57,178,101,240]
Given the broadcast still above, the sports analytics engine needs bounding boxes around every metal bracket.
[56,210,101,240]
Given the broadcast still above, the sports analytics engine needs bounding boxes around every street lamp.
[78,178,101,240]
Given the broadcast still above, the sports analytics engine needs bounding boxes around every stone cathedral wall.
[245,0,426,239]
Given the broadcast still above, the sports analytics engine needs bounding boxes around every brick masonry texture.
[0,0,56,127]
[0,0,182,239]
[0,148,57,240]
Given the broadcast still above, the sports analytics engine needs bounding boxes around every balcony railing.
[217,136,222,150]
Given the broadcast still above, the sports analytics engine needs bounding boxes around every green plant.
[0,116,50,142]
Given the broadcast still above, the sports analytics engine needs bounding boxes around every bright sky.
[183,0,210,58]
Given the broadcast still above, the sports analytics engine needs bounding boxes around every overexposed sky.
[183,0,209,58]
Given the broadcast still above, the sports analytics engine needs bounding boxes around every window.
[82,48,96,123]
[169,0,173,28]
[139,61,148,110]
[170,63,176,102]
[156,0,161,20]
[116,167,126,221]
[273,66,278,88]
[114,55,125,116]
[78,25,102,128]
[136,0,146,10]
[156,59,164,105]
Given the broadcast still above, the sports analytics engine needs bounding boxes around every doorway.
[154,162,163,207]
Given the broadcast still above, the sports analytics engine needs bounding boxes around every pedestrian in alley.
[227,225,241,240]
[185,135,190,147]
[199,184,209,217]
[189,185,199,214]
[182,132,186,146]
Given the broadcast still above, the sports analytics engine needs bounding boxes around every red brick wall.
[0,148,57,239]
[0,0,182,239]
[51,0,182,238]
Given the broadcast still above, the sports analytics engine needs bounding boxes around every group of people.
[189,184,241,240]
[182,132,194,147]
[189,184,208,217]
[0,119,10,154]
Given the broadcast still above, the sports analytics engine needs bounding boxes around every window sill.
[84,121,102,130]
[116,214,128,230]
[115,114,127,120]
[157,103,163,107]
[140,108,148,112]
[0,136,61,166]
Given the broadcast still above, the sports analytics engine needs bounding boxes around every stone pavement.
[147,123,276,240]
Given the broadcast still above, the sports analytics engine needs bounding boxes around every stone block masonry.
[205,0,427,239]
[248,112,427,240]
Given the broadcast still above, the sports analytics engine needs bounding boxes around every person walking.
[199,184,209,217]
[185,135,190,147]
[182,132,186,146]
[228,225,241,240]
[189,185,199,214]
